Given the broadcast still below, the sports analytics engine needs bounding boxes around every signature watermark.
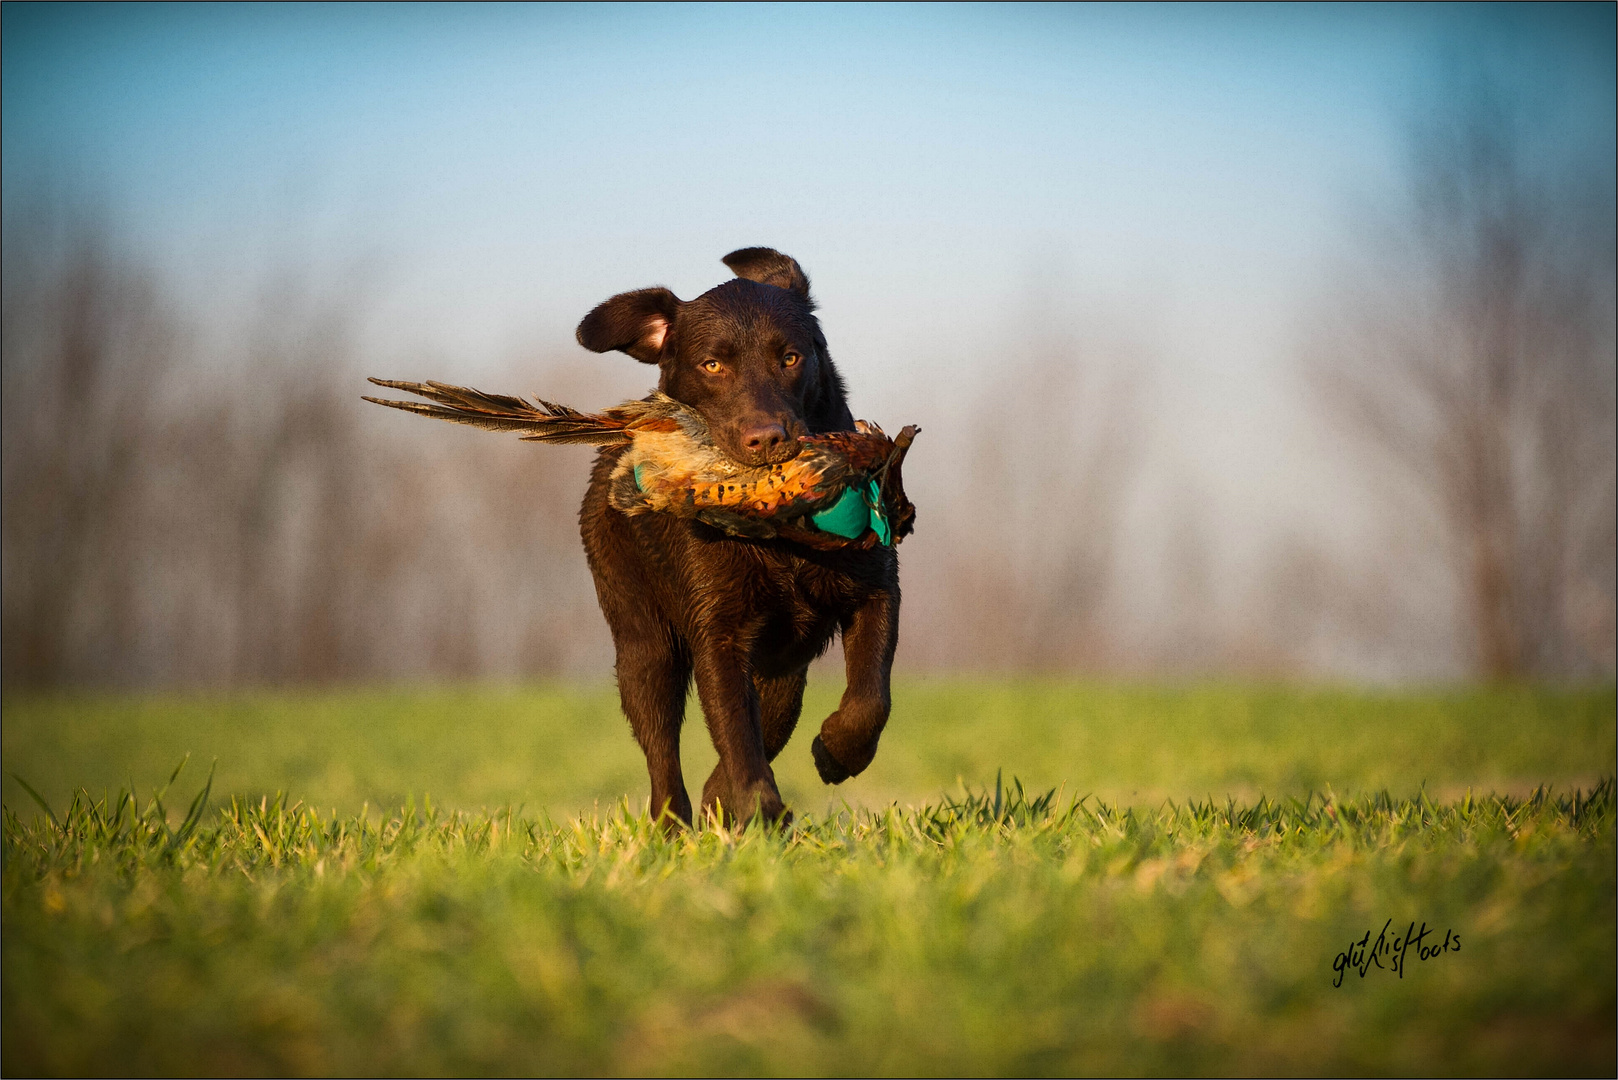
[1332,919,1460,987]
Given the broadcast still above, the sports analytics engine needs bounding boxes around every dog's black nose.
[742,423,788,456]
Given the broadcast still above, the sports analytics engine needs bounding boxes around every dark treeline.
[0,215,1150,687]
[2,212,611,687]
[1309,77,1617,681]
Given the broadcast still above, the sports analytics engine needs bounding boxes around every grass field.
[3,681,1614,1075]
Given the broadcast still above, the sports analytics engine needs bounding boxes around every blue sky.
[7,5,1610,324]
[4,3,1613,580]
[8,4,1610,363]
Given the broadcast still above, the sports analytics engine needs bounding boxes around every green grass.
[3,680,1612,815]
[3,681,1615,1075]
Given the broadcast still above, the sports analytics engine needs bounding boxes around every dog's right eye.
[701,360,723,374]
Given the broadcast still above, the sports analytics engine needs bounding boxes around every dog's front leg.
[690,632,786,824]
[812,589,900,783]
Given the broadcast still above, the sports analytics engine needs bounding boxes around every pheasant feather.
[365,378,918,548]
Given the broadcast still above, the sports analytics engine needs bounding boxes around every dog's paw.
[811,735,851,784]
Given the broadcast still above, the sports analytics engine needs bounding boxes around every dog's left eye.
[702,360,723,373]
[783,353,801,368]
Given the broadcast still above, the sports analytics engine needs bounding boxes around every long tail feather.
[363,378,634,445]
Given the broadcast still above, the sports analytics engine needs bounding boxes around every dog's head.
[576,248,853,466]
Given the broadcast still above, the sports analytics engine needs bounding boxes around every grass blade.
[167,759,217,854]
[9,772,60,829]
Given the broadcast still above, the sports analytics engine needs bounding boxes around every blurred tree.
[1,211,177,686]
[941,334,1143,672]
[0,207,611,688]
[1315,74,1617,679]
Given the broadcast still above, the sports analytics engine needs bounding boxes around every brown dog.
[575,248,900,826]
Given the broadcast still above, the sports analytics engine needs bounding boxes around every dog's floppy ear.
[722,247,813,305]
[576,287,681,364]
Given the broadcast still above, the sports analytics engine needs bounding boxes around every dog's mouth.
[714,423,805,468]
[718,437,802,468]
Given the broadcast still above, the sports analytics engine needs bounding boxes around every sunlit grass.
[3,681,1611,816]
[4,762,1613,1076]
